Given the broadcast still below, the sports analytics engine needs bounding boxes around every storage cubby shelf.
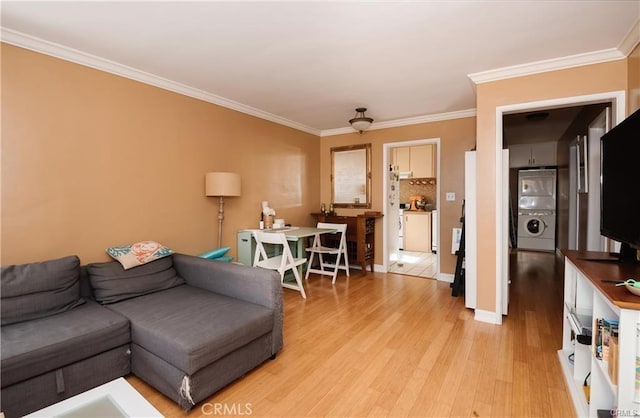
[560,250,640,418]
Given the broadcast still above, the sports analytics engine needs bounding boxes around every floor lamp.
[205,172,241,248]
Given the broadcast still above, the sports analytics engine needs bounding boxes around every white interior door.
[502,149,510,315]
[568,142,578,250]
[464,151,476,309]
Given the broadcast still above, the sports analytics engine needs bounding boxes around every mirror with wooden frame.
[331,143,372,208]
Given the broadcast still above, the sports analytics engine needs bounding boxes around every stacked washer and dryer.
[517,168,557,251]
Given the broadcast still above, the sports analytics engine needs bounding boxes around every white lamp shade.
[205,172,241,197]
[350,119,372,131]
[349,108,374,132]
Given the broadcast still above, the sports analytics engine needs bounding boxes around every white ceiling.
[503,106,584,145]
[2,1,639,136]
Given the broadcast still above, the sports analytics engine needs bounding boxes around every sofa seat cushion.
[106,285,274,375]
[1,301,130,387]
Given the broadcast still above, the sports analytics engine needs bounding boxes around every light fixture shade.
[349,107,373,132]
[205,172,241,197]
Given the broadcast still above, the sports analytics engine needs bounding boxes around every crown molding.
[0,28,321,136]
[320,108,477,137]
[618,17,640,56]
[468,17,640,85]
[468,48,626,85]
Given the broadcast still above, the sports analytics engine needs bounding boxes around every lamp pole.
[217,196,225,248]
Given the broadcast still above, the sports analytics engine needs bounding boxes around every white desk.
[237,227,337,295]
[237,227,336,266]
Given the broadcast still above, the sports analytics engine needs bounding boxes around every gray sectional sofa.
[1,253,283,417]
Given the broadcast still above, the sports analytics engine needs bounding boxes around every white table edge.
[23,377,163,418]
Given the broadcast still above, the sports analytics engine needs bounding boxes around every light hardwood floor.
[128,250,575,417]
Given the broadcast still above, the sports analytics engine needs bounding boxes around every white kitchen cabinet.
[509,142,557,168]
[392,147,411,172]
[559,251,640,418]
[393,145,436,177]
[410,145,436,178]
[403,212,431,252]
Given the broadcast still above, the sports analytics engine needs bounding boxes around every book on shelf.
[593,317,619,383]
[608,333,618,385]
[594,318,603,359]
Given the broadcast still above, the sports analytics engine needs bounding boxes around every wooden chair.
[253,231,307,298]
[305,222,349,283]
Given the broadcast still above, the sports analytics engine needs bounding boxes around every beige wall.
[475,59,629,313]
[320,118,476,275]
[3,40,635,311]
[1,44,321,265]
[629,43,640,113]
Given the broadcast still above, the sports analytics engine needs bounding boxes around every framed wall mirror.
[331,143,372,208]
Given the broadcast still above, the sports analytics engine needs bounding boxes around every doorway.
[495,91,626,319]
[503,103,611,254]
[382,139,440,279]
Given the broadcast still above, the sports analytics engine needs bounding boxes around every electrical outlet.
[446,192,456,201]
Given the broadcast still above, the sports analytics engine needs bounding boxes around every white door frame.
[494,91,626,323]
[382,138,441,277]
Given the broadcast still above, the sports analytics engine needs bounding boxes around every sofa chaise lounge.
[1,253,283,417]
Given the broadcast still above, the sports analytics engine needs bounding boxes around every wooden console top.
[562,249,640,310]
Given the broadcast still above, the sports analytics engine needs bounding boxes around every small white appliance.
[517,168,557,251]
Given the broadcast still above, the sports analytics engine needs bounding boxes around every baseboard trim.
[474,309,503,325]
[349,264,383,273]
[435,273,454,283]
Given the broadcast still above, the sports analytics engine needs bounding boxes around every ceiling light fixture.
[349,107,374,132]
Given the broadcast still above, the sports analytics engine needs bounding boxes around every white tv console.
[559,250,640,417]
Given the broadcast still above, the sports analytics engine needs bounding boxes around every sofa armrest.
[171,254,283,353]
[172,253,280,308]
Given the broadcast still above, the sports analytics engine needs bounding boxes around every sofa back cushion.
[1,255,85,326]
[87,256,184,304]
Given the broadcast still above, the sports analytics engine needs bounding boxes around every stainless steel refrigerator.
[568,132,604,252]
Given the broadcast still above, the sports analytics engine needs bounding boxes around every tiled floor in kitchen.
[388,250,437,278]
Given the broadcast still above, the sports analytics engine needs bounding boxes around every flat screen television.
[600,107,640,263]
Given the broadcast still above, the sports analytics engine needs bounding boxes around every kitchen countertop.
[403,209,433,214]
